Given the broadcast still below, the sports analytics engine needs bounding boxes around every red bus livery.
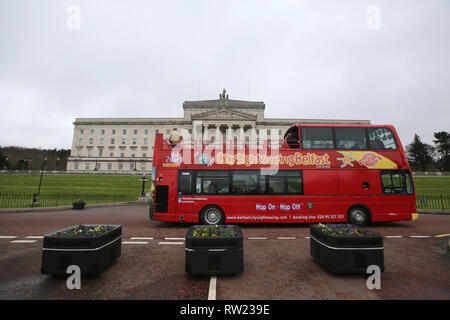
[149,124,417,226]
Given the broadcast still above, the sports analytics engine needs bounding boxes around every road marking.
[122,241,148,245]
[26,236,44,239]
[385,236,403,238]
[0,236,18,239]
[10,240,37,243]
[130,237,154,240]
[164,237,185,241]
[158,241,184,245]
[435,234,450,238]
[277,237,296,240]
[248,237,268,240]
[208,276,217,300]
[305,236,310,239]
[409,235,431,238]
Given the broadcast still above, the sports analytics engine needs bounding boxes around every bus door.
[176,170,195,215]
[154,171,177,214]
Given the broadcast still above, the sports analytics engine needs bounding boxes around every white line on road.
[385,236,403,238]
[277,237,296,240]
[164,237,185,241]
[158,241,184,245]
[10,240,37,243]
[122,241,148,245]
[305,236,310,239]
[0,236,18,239]
[130,237,154,240]
[248,237,268,240]
[409,235,431,238]
[26,236,44,239]
[208,276,217,300]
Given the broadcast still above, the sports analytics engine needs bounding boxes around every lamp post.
[33,157,47,206]
[140,174,148,197]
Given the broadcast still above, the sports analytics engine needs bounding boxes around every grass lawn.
[0,174,152,208]
[412,176,450,195]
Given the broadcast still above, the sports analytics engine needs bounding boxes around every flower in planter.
[192,225,237,238]
[54,224,115,238]
[316,223,377,237]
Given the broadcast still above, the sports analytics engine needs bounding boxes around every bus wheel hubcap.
[352,209,365,224]
[205,208,220,224]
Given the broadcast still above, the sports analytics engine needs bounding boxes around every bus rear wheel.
[200,205,225,225]
[348,206,370,227]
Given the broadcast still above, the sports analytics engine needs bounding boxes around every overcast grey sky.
[0,0,449,149]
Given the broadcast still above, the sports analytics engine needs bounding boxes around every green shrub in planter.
[185,225,243,276]
[310,223,384,274]
[72,199,86,210]
[41,224,122,276]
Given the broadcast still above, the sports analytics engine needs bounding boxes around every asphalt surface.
[0,205,449,300]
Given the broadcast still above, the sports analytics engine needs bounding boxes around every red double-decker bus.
[149,124,417,226]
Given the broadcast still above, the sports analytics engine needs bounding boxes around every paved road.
[0,205,449,300]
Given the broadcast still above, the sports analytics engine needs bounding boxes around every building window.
[120,153,124,158]
[85,163,90,170]
[130,163,135,171]
[123,129,126,134]
[143,138,148,145]
[144,129,148,135]
[100,138,104,145]
[141,165,146,171]
[122,138,126,145]
[111,138,115,145]
[118,163,123,170]
[78,138,83,145]
[101,129,105,134]
[90,129,94,134]
[76,150,81,157]
[89,138,93,145]
[131,153,135,158]
[109,152,114,157]
[134,129,137,135]
[132,138,137,145]
[74,163,79,170]
[112,129,116,135]
[142,153,147,158]
[80,129,84,134]
[107,163,112,170]
[155,129,159,135]
[99,149,103,157]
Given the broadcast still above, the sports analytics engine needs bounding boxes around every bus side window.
[381,171,410,195]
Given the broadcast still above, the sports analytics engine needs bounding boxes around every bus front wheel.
[199,205,225,225]
[348,206,370,227]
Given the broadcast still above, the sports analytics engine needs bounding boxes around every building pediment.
[191,108,257,121]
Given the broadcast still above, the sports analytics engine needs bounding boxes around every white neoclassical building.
[66,90,370,173]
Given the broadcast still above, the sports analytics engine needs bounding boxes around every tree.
[0,150,9,169]
[433,131,450,171]
[406,134,434,171]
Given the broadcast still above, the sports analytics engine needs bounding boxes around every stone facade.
[66,90,370,173]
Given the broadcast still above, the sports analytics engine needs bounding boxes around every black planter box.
[41,225,122,276]
[72,202,86,210]
[310,224,384,274]
[185,225,243,276]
